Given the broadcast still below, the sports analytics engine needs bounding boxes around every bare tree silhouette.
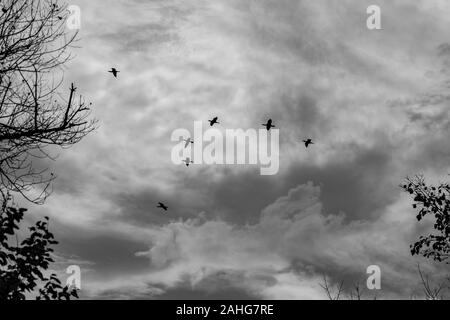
[417,264,445,300]
[320,275,344,300]
[320,276,379,300]
[0,0,93,300]
[348,282,363,300]
[0,0,96,204]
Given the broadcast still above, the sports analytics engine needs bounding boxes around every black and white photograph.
[1,0,450,310]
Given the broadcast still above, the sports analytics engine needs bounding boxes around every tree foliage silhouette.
[402,175,450,262]
[0,200,78,300]
[0,0,96,204]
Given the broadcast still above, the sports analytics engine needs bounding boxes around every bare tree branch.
[417,264,445,300]
[0,0,96,204]
[320,275,344,300]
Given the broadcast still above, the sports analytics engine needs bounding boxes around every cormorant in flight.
[302,138,314,148]
[157,202,168,211]
[262,119,275,131]
[182,157,193,166]
[108,68,120,78]
[208,117,219,126]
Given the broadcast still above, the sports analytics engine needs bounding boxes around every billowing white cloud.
[79,183,444,299]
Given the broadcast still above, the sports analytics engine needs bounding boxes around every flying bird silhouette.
[182,157,193,166]
[183,137,194,148]
[208,117,219,126]
[302,138,314,148]
[108,68,120,78]
[157,202,168,211]
[262,119,275,131]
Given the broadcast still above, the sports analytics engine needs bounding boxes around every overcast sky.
[25,0,450,299]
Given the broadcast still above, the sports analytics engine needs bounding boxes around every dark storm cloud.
[165,141,395,224]
[202,170,280,224]
[54,224,150,279]
[285,145,397,220]
[110,137,397,226]
[111,187,209,226]
[107,167,280,226]
[110,142,396,226]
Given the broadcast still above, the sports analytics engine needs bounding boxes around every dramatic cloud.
[24,0,450,298]
[74,183,447,299]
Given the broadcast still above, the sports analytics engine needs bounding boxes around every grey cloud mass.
[26,0,450,299]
